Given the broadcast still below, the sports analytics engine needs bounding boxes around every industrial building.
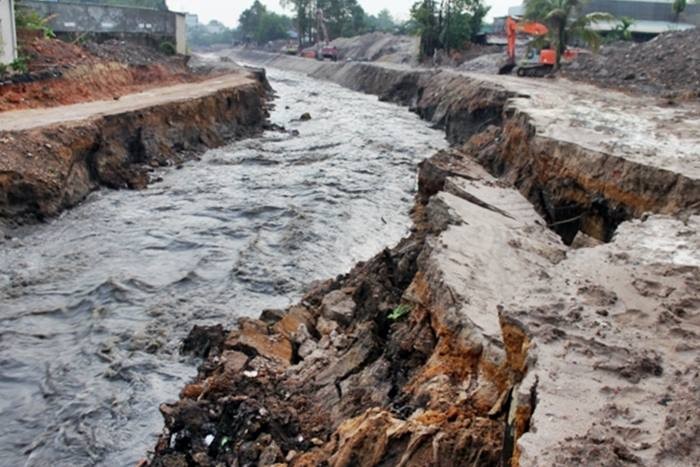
[16,0,187,54]
[509,0,698,39]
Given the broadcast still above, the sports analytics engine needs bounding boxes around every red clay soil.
[0,37,206,112]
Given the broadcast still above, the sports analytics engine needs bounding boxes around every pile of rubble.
[329,32,419,64]
[564,28,700,99]
[0,37,198,112]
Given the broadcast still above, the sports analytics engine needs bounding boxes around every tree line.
[408,0,489,58]
[238,0,400,46]
[187,0,401,48]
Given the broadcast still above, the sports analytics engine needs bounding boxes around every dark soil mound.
[564,28,700,99]
[84,39,173,66]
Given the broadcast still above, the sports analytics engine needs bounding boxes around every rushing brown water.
[0,68,446,466]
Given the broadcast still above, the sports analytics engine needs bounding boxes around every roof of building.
[591,19,695,33]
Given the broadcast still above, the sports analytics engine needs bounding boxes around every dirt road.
[476,72,700,179]
[0,74,255,133]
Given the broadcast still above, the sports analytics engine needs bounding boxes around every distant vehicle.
[281,42,298,55]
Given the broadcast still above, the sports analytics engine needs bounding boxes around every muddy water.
[0,69,446,466]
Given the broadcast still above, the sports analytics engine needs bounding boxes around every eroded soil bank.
[230,51,700,244]
[0,69,270,225]
[148,54,700,466]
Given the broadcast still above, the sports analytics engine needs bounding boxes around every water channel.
[0,68,446,466]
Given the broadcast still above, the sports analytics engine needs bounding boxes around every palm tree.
[525,0,613,69]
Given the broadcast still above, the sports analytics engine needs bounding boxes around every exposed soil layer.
[0,71,270,225]
[563,28,700,100]
[150,156,514,467]
[150,143,700,467]
[149,53,699,466]
[229,51,700,244]
[0,37,206,112]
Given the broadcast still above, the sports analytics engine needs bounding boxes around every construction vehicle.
[499,16,555,77]
[314,9,338,61]
[281,42,298,56]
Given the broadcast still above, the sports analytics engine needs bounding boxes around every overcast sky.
[166,0,521,28]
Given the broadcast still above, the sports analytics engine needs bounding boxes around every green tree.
[612,16,634,41]
[410,0,489,59]
[280,0,314,46]
[369,9,396,32]
[672,0,687,22]
[187,21,236,47]
[410,0,439,58]
[239,1,293,44]
[525,0,613,69]
[280,0,367,45]
[315,0,367,39]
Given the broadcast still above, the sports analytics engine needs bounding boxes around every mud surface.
[0,69,445,466]
[564,29,700,99]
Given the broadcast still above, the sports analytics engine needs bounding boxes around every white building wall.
[175,13,187,55]
[0,0,17,65]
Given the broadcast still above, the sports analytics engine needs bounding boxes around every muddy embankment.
[147,53,699,466]
[232,51,699,244]
[0,70,270,225]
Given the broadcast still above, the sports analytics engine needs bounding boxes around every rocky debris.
[329,32,419,65]
[84,39,180,67]
[459,52,505,74]
[564,28,700,99]
[151,136,700,465]
[298,112,312,121]
[150,171,510,465]
[320,289,355,326]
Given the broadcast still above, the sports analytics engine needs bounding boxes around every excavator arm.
[500,16,549,75]
[505,17,549,62]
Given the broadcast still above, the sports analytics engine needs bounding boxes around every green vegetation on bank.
[238,1,294,44]
[280,0,400,46]
[525,0,613,68]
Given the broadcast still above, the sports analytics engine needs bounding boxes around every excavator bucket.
[498,61,517,75]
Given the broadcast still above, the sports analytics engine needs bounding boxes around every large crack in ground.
[149,54,700,466]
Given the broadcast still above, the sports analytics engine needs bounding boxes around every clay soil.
[0,37,208,112]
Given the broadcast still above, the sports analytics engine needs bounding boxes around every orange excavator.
[498,16,556,77]
[314,9,338,61]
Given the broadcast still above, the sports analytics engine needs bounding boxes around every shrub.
[159,41,176,55]
[10,56,29,74]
